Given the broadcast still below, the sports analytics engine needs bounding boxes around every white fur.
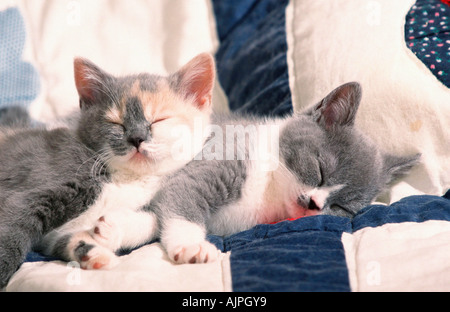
[207,117,307,236]
[90,210,158,251]
[68,176,159,230]
[307,185,344,210]
[161,218,219,264]
[65,231,119,270]
[39,176,161,255]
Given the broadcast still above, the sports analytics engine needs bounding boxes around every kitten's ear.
[74,58,111,108]
[383,153,421,185]
[173,53,215,110]
[307,82,362,130]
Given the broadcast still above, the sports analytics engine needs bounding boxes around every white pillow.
[16,0,226,121]
[287,0,450,199]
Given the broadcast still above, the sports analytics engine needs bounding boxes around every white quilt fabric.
[286,0,450,200]
[343,220,450,292]
[7,244,232,292]
[11,0,228,122]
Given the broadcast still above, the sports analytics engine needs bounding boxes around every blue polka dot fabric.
[405,0,450,88]
[0,7,40,109]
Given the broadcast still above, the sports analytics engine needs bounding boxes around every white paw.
[77,244,119,270]
[91,215,123,250]
[169,240,220,264]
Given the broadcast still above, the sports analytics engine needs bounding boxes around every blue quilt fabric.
[216,217,352,292]
[212,0,292,117]
[0,7,40,109]
[208,191,450,291]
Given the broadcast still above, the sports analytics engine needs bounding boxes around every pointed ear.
[74,58,110,108]
[306,82,362,131]
[383,153,421,185]
[173,53,215,110]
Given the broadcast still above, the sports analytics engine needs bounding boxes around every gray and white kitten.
[84,82,420,266]
[0,53,214,286]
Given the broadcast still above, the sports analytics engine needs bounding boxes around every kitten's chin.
[108,149,189,179]
[129,150,154,163]
[107,150,158,178]
[285,202,322,220]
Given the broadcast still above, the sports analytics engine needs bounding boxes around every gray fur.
[50,234,72,260]
[145,82,420,241]
[0,127,105,287]
[73,241,95,262]
[75,58,159,159]
[280,82,420,217]
[149,159,247,226]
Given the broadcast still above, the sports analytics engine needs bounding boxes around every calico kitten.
[0,53,215,287]
[88,82,420,265]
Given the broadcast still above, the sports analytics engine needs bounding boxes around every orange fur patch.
[133,79,194,124]
[104,78,200,125]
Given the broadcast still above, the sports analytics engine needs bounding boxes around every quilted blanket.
[2,0,450,292]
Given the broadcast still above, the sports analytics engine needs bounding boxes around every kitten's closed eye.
[110,122,125,131]
[152,117,169,124]
[150,117,169,129]
[318,164,325,187]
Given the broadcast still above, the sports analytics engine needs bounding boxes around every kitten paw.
[91,215,122,250]
[169,241,220,264]
[74,241,119,270]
